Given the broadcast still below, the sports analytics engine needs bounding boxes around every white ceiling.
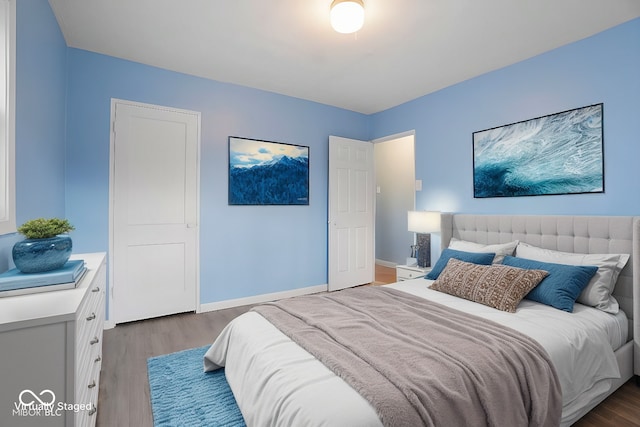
[48,0,640,114]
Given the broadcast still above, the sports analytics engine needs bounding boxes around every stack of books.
[0,259,86,297]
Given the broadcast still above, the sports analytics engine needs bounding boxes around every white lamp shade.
[408,211,441,233]
[330,0,365,34]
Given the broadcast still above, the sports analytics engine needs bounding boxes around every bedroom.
[0,0,640,426]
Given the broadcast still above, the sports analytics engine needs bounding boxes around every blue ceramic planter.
[12,235,73,273]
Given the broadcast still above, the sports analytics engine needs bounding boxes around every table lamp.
[407,211,441,268]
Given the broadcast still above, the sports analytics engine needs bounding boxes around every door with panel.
[328,136,375,291]
[111,100,200,324]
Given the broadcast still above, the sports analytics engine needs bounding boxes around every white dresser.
[0,252,106,427]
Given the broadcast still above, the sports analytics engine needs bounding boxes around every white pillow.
[515,242,630,314]
[448,238,518,264]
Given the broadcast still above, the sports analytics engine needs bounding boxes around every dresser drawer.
[76,298,104,408]
[76,292,104,381]
[76,327,102,397]
[76,375,98,427]
[77,307,102,360]
[76,267,105,341]
[73,256,106,427]
[78,355,101,410]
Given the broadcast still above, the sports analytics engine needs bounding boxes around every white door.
[111,100,200,324]
[328,136,375,291]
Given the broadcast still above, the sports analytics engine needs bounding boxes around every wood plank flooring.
[97,305,253,427]
[573,379,640,426]
[374,263,396,284]
[97,269,640,426]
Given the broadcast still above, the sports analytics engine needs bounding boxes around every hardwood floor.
[97,305,253,427]
[374,263,396,284]
[573,379,640,426]
[97,286,640,427]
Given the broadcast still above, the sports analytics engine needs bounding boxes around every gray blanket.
[252,286,562,427]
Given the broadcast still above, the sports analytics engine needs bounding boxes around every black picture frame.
[473,103,604,198]
[228,136,309,205]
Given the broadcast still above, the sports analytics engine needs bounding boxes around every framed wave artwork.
[228,136,309,205]
[473,103,604,198]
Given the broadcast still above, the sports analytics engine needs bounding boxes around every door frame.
[371,130,416,268]
[107,98,201,328]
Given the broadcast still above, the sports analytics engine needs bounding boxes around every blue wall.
[6,2,640,305]
[15,0,67,222]
[64,49,369,304]
[0,0,67,271]
[371,18,640,218]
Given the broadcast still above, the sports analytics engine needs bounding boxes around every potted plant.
[12,218,75,273]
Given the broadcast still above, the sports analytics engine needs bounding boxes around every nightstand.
[396,265,432,281]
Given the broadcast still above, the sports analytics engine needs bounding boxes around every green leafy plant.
[17,218,75,239]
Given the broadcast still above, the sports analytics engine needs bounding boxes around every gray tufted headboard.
[440,213,640,377]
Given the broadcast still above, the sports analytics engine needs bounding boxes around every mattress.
[391,279,628,351]
[204,279,627,427]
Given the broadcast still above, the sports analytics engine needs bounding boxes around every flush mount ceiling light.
[330,0,365,34]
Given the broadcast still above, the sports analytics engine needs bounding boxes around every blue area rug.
[147,345,246,427]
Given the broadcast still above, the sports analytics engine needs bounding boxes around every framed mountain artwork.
[228,136,310,205]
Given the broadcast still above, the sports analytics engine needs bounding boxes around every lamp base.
[416,233,431,268]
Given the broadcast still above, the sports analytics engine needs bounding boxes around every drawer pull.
[92,286,100,293]
[90,337,100,345]
[88,380,96,389]
[88,407,97,416]
[86,313,96,321]
[94,355,102,363]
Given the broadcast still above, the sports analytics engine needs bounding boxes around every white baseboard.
[199,284,328,313]
[104,285,327,327]
[375,259,397,268]
[104,319,115,330]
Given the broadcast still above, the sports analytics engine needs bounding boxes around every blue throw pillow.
[425,248,495,280]
[502,256,598,312]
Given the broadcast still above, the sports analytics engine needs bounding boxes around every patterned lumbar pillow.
[430,258,548,313]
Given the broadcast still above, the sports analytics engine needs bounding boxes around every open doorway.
[373,132,415,284]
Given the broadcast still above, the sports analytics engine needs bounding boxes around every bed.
[204,213,640,426]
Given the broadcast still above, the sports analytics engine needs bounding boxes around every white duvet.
[204,279,626,427]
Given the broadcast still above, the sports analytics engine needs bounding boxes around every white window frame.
[0,0,15,235]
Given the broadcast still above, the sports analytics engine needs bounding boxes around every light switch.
[376,185,381,194]
[415,180,422,191]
